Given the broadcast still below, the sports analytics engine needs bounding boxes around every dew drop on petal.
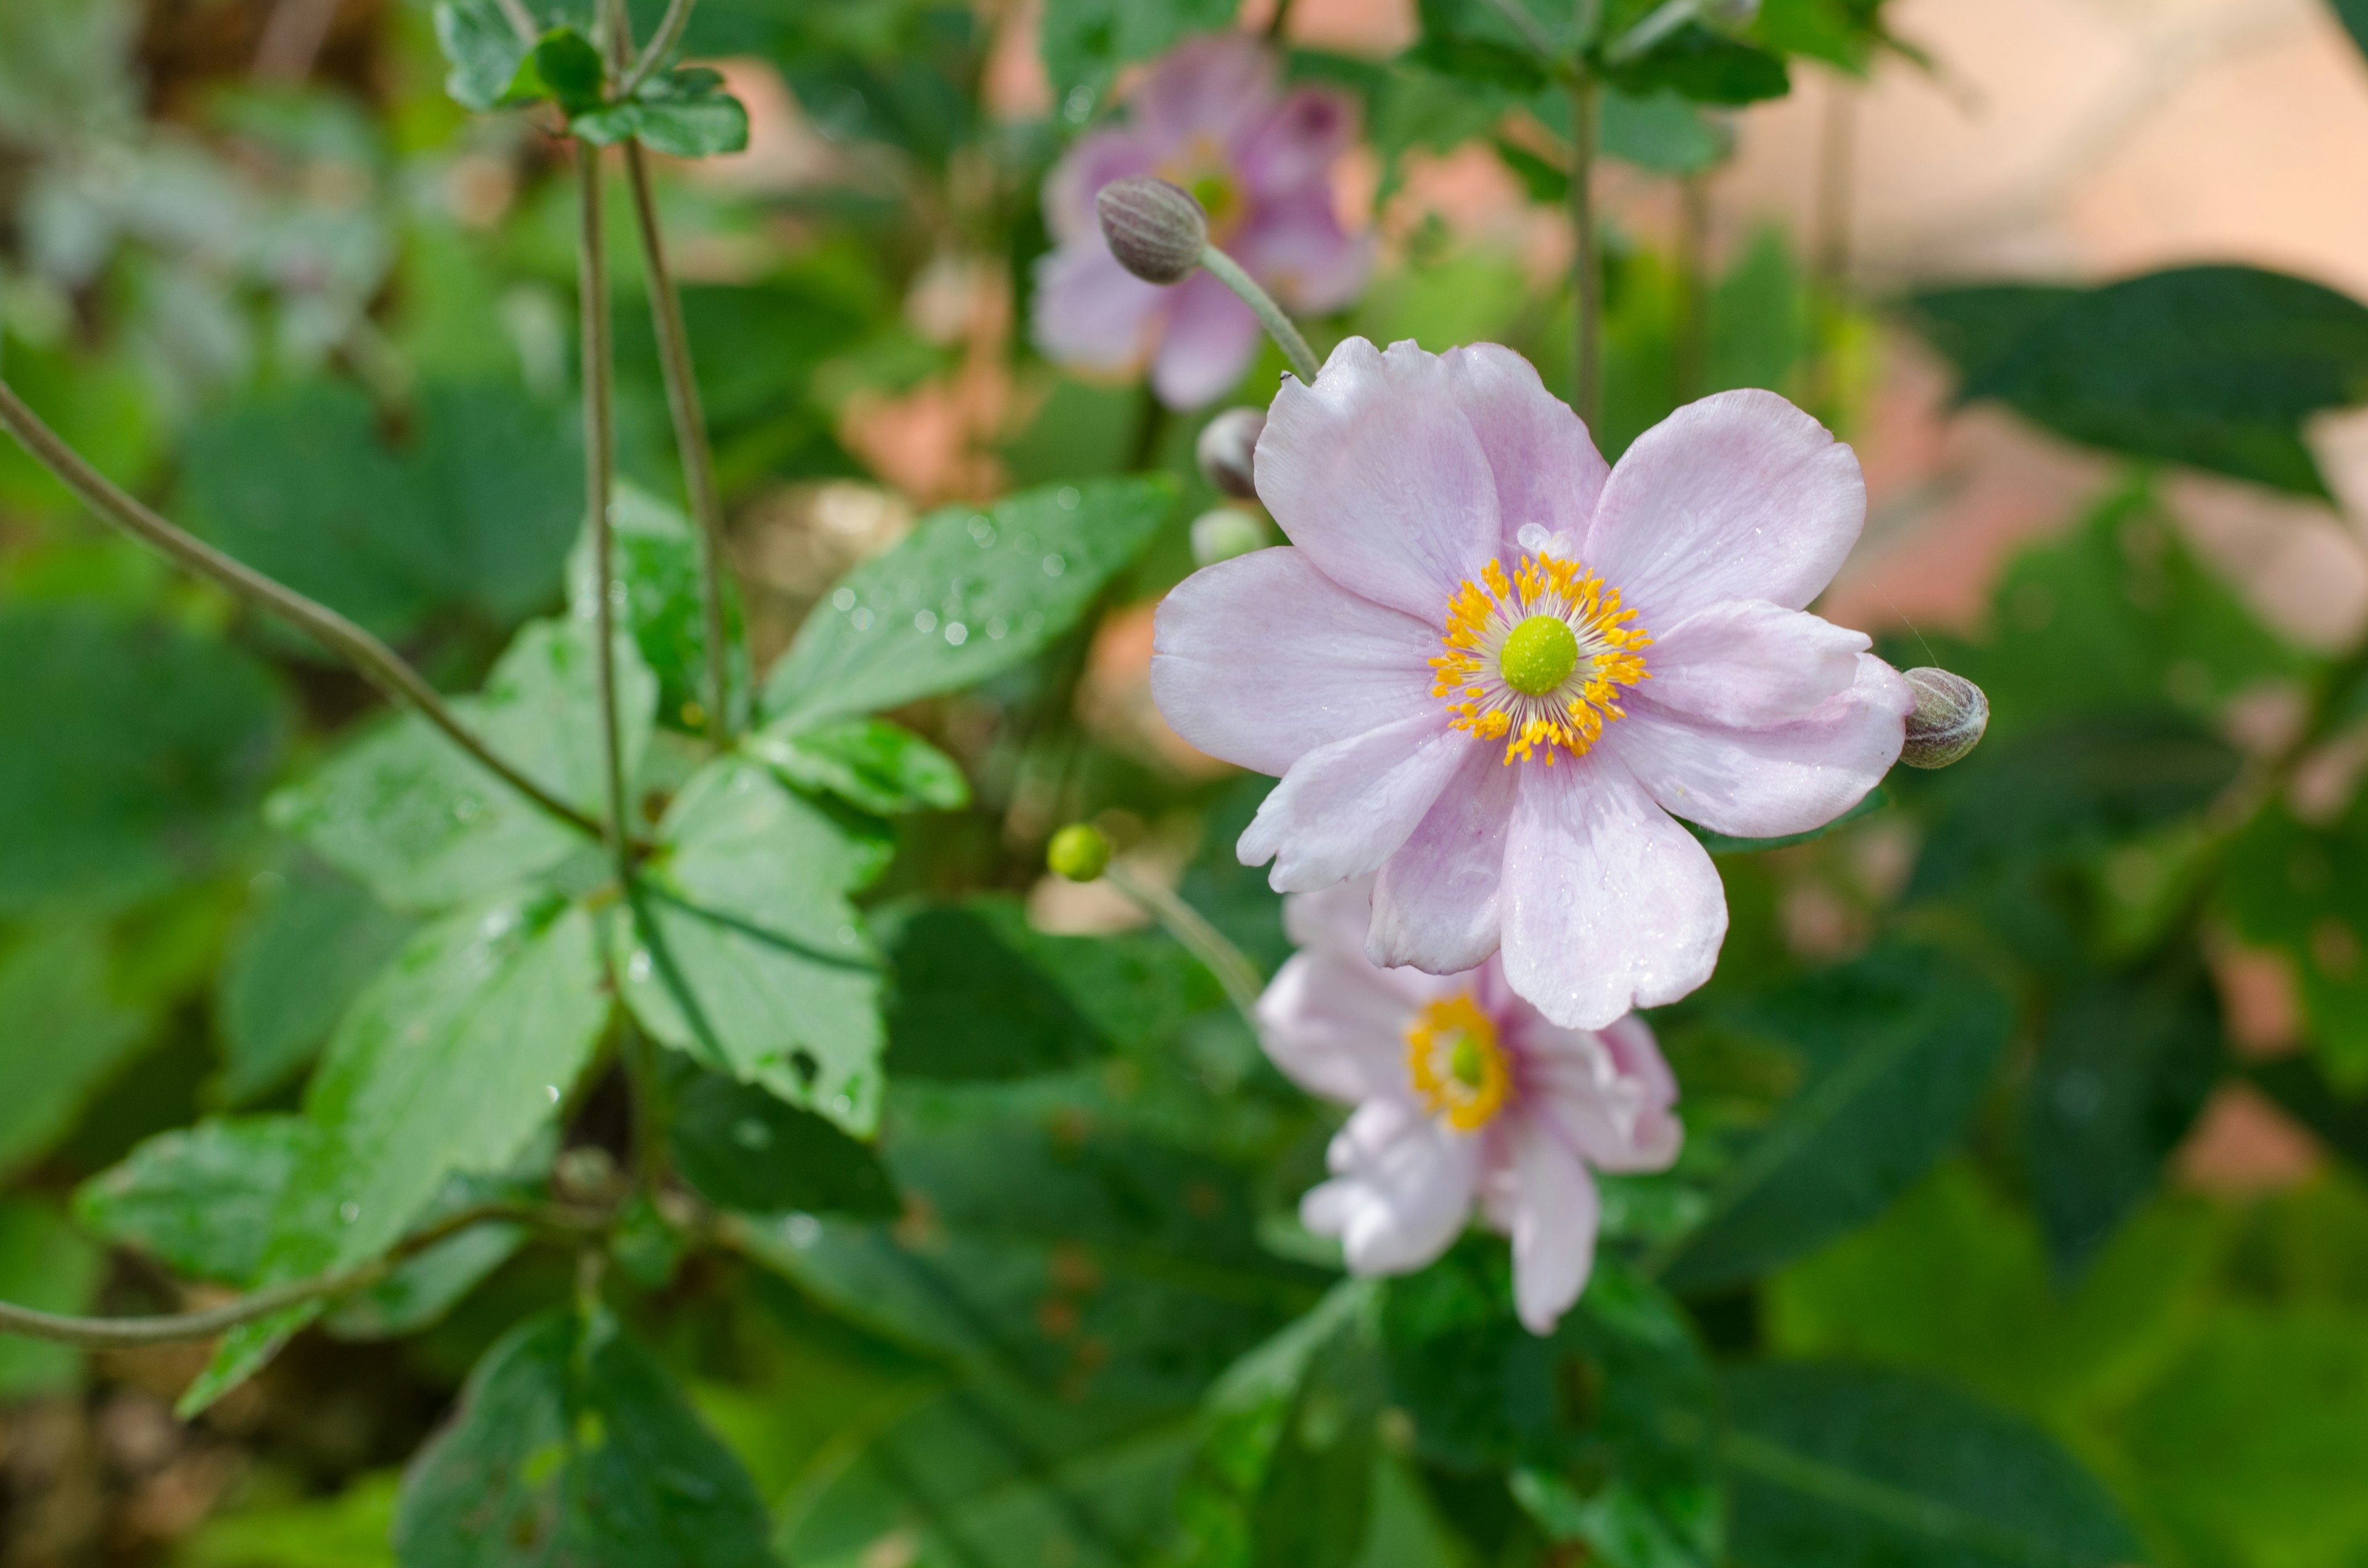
[1516,523,1550,553]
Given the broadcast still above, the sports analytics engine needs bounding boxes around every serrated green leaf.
[0,1199,103,1399]
[393,1307,776,1567]
[216,858,419,1105]
[73,1115,311,1286]
[1039,0,1237,109]
[0,925,152,1180]
[668,1063,898,1218]
[567,483,748,734]
[1655,944,2013,1294]
[747,716,969,815]
[268,615,656,913]
[619,758,888,1134]
[760,475,1174,728]
[433,0,530,112]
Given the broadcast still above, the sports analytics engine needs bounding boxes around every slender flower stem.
[1104,864,1267,1026]
[576,144,633,886]
[1197,244,1321,385]
[1567,71,1602,426]
[620,0,696,96]
[0,380,612,844]
[625,141,738,743]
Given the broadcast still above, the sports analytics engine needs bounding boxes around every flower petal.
[1240,713,1476,893]
[1256,948,1421,1104]
[1302,1098,1479,1275]
[1582,389,1866,628]
[1042,128,1159,245]
[1236,86,1360,194]
[1231,191,1371,314]
[1642,599,1868,728]
[1436,344,1609,559]
[1507,1122,1600,1335]
[1521,1020,1684,1174]
[1030,244,1162,376]
[1609,654,1911,840]
[1369,741,1518,974]
[1254,337,1503,622]
[1151,271,1262,409]
[1500,751,1727,1030]
[1151,547,1438,777]
[1132,32,1277,145]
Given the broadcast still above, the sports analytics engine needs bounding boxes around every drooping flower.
[1260,880,1680,1334]
[1031,33,1368,409]
[1151,338,1911,1028]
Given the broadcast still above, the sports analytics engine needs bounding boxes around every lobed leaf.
[746,716,969,816]
[215,857,419,1106]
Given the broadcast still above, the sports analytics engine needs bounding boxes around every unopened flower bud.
[1096,176,1208,286]
[1196,408,1265,499]
[1190,507,1269,566]
[1900,667,1988,768]
[1046,823,1113,882]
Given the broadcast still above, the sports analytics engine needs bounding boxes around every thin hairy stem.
[625,141,738,742]
[0,381,612,844]
[1197,245,1322,385]
[1104,864,1267,1026]
[1567,72,1601,425]
[576,145,634,887]
[621,0,696,96]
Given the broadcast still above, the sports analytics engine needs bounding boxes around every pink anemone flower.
[1152,338,1910,1029]
[1030,33,1369,409]
[1260,880,1681,1334]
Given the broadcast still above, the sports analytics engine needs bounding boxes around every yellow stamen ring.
[1428,552,1651,766]
[1406,993,1510,1133]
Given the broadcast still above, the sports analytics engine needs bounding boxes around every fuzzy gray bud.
[1900,667,1988,768]
[1196,408,1265,499]
[1096,176,1208,285]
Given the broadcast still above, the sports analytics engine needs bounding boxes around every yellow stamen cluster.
[1430,553,1651,765]
[1405,993,1511,1132]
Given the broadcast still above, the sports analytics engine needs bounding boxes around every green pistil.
[1449,1034,1488,1089]
[1500,614,1579,696]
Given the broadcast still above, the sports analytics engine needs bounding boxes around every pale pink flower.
[1262,880,1681,1334]
[1152,338,1910,1028]
[1030,33,1369,408]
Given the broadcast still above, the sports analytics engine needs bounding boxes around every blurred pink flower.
[1153,338,1910,1028]
[1030,33,1369,408]
[1261,880,1681,1334]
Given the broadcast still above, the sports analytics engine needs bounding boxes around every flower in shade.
[1151,338,1911,1028]
[1031,33,1368,409]
[1260,880,1680,1334]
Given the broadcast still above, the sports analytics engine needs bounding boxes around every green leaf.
[1903,266,2368,496]
[1751,0,1892,72]
[324,1221,527,1340]
[1408,0,1576,91]
[1039,0,1237,110]
[877,897,1207,1081]
[269,615,656,913]
[0,604,287,914]
[618,758,889,1135]
[216,858,420,1105]
[393,1307,776,1567]
[180,1472,401,1568]
[574,67,750,156]
[1656,944,2013,1294]
[1722,1362,2141,1568]
[1600,87,1730,174]
[0,1199,103,1398]
[434,0,531,112]
[2023,960,2221,1281]
[73,1115,311,1286]
[2249,1053,2368,1172]
[520,26,606,115]
[747,716,969,815]
[668,1063,899,1218]
[2335,0,2368,62]
[1606,27,1790,105]
[0,925,152,1179]
[760,475,1174,728]
[568,483,747,735]
[2221,803,2368,1085]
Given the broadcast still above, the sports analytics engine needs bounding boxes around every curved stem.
[0,380,610,844]
[625,141,738,744]
[1198,244,1322,386]
[577,144,635,889]
[1566,71,1601,425]
[620,0,696,97]
[1104,864,1267,1027]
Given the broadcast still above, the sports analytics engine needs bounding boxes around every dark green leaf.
[618,758,888,1135]
[2249,1052,2368,1172]
[1039,0,1236,110]
[434,0,532,112]
[2220,803,2368,1084]
[522,27,606,115]
[668,1064,899,1218]
[0,605,287,914]
[1606,27,1789,105]
[1903,266,2368,496]
[215,858,419,1106]
[1600,87,1730,174]
[1656,944,2013,1294]
[567,483,747,735]
[760,475,1174,728]
[1408,0,1577,91]
[574,68,750,156]
[73,1116,310,1286]
[393,1307,776,1567]
[2335,0,2368,62]
[325,1222,527,1340]
[1751,0,1892,72]
[1723,1362,2140,1568]
[0,925,152,1179]
[0,1200,103,1398]
[747,716,969,815]
[269,616,656,913]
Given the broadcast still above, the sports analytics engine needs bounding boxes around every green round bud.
[1900,667,1989,768]
[1046,823,1113,882]
[1190,507,1269,566]
[1500,614,1579,696]
[1096,176,1208,286]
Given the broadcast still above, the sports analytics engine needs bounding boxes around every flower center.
[1430,551,1651,765]
[1406,994,1510,1133]
[1158,136,1243,239]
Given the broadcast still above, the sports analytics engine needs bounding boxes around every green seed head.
[1499,614,1579,696]
[1449,1033,1488,1088]
[1046,824,1112,882]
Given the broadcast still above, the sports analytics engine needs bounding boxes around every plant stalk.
[0,380,612,844]
[620,0,696,96]
[1104,864,1267,1026]
[576,142,634,886]
[625,140,738,744]
[1567,70,1601,426]
[1198,244,1322,386]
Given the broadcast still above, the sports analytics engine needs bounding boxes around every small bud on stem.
[1196,408,1265,499]
[1047,823,1114,882]
[1900,667,1989,768]
[1096,177,1208,286]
